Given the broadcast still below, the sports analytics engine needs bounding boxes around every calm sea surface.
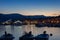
[0,25,60,40]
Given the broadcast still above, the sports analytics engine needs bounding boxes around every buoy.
[50,33,53,36]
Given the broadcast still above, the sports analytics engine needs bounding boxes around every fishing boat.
[0,31,14,40]
[35,31,52,40]
[19,31,34,40]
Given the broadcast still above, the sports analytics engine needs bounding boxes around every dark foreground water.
[0,25,60,40]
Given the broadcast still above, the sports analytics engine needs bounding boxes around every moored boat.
[35,31,52,40]
[0,31,15,40]
[19,31,34,40]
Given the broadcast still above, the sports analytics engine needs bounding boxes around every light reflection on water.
[0,25,60,40]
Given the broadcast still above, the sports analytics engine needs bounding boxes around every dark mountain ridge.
[0,13,60,22]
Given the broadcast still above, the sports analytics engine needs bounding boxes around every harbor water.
[0,25,60,40]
